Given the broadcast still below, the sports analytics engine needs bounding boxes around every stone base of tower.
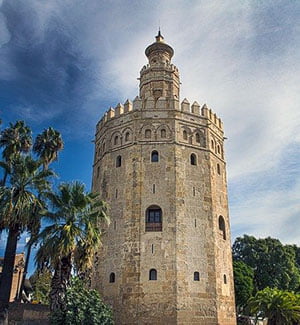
[107,302,236,325]
[99,292,236,325]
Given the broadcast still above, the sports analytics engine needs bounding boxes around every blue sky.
[1,0,300,275]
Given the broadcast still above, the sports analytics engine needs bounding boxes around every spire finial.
[155,28,164,43]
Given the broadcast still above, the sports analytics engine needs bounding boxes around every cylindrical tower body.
[91,33,236,325]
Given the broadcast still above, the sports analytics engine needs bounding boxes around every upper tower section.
[139,31,180,104]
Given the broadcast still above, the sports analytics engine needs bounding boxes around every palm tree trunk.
[0,226,20,325]
[49,255,72,314]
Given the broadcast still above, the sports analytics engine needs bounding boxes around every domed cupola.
[145,30,174,65]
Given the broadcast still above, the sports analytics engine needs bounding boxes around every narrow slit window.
[97,166,100,178]
[115,189,118,198]
[193,186,195,196]
[109,273,115,283]
[151,151,159,162]
[190,153,197,166]
[151,244,154,254]
[217,145,221,154]
[218,216,226,240]
[152,184,156,194]
[223,274,227,284]
[114,221,116,230]
[116,155,122,167]
[194,272,200,281]
[149,269,157,280]
[217,164,221,175]
[194,219,197,228]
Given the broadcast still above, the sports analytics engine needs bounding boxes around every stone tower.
[91,32,236,325]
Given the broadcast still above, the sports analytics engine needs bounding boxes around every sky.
[0,0,300,275]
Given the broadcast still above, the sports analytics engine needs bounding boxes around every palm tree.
[0,121,32,185]
[17,127,64,301]
[248,287,300,325]
[35,182,109,316]
[33,127,63,170]
[0,156,54,322]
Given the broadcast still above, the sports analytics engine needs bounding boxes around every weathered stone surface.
[91,32,236,325]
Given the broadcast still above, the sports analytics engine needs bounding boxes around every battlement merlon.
[180,99,223,130]
[96,97,223,133]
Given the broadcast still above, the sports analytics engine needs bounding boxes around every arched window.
[223,274,227,284]
[116,155,122,168]
[183,130,187,140]
[145,129,151,138]
[217,163,221,175]
[217,145,220,154]
[125,132,130,142]
[195,133,200,143]
[161,129,166,138]
[194,272,200,281]
[109,272,115,283]
[114,135,119,146]
[151,150,159,162]
[211,139,214,149]
[218,216,226,240]
[146,205,162,232]
[190,153,197,166]
[149,269,157,280]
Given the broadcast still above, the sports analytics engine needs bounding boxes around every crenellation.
[115,103,124,116]
[133,96,142,110]
[191,101,200,115]
[145,96,155,109]
[124,99,133,113]
[107,107,115,119]
[181,98,190,112]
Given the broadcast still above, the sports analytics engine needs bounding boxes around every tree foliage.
[232,235,300,292]
[35,181,109,315]
[233,260,254,312]
[0,120,62,320]
[248,287,300,325]
[29,269,52,304]
[50,277,114,325]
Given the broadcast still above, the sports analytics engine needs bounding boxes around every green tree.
[0,121,32,185]
[248,287,300,325]
[0,156,54,321]
[33,127,64,170]
[18,126,64,300]
[232,235,300,292]
[29,269,52,304]
[233,260,254,313]
[35,182,109,317]
[50,277,114,325]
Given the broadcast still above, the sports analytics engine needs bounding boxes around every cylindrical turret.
[139,31,180,103]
